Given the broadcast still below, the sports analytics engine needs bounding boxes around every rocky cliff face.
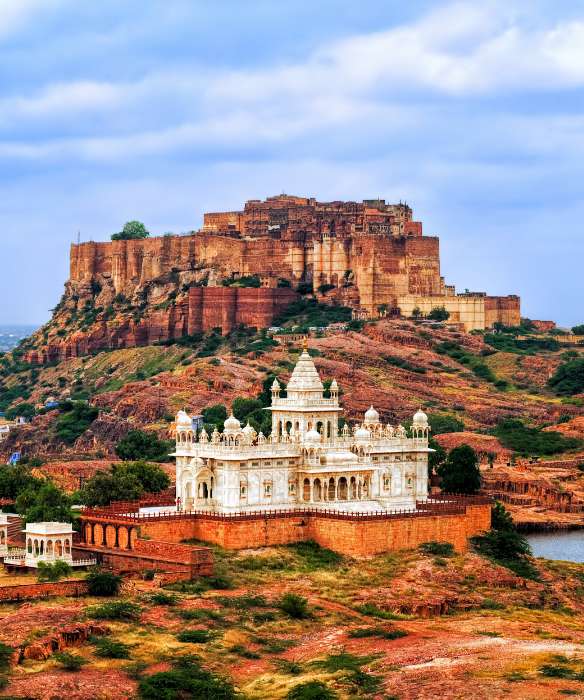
[24,234,300,363]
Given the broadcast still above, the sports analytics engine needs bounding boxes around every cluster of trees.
[0,457,170,522]
[494,418,582,456]
[111,221,149,241]
[572,324,584,336]
[77,461,170,507]
[411,306,451,322]
[548,357,584,396]
[115,429,172,462]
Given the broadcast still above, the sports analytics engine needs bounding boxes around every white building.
[0,515,8,557]
[174,349,431,513]
[24,522,74,566]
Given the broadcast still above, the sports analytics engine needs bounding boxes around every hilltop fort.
[27,195,519,363]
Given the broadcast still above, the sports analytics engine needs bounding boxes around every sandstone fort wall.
[133,503,491,557]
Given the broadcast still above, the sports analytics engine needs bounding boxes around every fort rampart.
[79,496,491,558]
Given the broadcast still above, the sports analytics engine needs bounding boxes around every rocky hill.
[2,317,583,464]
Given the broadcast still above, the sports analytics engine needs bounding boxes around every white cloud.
[0,0,63,39]
[2,1,584,164]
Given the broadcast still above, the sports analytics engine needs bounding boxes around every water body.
[527,530,584,563]
[0,325,36,353]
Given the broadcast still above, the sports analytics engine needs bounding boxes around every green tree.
[116,461,170,493]
[78,469,143,507]
[437,444,481,494]
[426,412,464,435]
[232,397,264,422]
[78,461,169,507]
[115,430,171,462]
[428,436,446,475]
[287,681,337,700]
[572,324,584,336]
[86,569,122,596]
[427,306,450,322]
[16,481,72,523]
[5,402,35,420]
[111,221,149,241]
[201,404,228,433]
[0,464,40,500]
[471,502,536,579]
[548,358,584,396]
[37,560,72,582]
[411,306,423,319]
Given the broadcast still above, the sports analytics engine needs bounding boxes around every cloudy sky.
[1,0,583,327]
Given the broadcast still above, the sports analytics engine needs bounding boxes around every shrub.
[138,654,236,699]
[177,629,212,644]
[471,502,537,580]
[86,569,122,596]
[37,560,72,582]
[384,355,426,374]
[286,540,343,570]
[0,642,13,670]
[278,593,310,619]
[287,681,338,700]
[548,358,584,396]
[92,637,131,659]
[147,591,178,606]
[427,306,450,321]
[54,401,99,445]
[419,541,455,557]
[87,601,141,620]
[493,418,582,456]
[348,626,408,640]
[54,651,87,671]
[228,644,260,659]
[354,603,405,620]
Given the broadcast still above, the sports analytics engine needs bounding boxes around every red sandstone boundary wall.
[0,579,88,603]
[188,286,298,335]
[135,504,491,556]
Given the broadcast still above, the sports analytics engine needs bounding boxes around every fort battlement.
[27,194,520,362]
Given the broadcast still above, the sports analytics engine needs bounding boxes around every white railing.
[72,558,97,567]
[175,435,428,456]
[271,398,339,407]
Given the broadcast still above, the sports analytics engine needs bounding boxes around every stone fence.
[0,579,89,603]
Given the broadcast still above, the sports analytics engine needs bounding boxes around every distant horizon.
[0,1,582,327]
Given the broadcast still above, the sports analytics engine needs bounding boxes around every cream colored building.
[0,515,8,557]
[174,350,431,512]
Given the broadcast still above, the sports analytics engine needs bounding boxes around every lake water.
[527,530,584,563]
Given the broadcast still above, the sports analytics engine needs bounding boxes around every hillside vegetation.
[0,316,583,462]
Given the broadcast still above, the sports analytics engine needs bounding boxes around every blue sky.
[0,0,583,327]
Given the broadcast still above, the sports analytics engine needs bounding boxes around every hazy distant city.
[0,326,36,353]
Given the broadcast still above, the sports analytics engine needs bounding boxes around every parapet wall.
[0,579,89,603]
[484,295,521,328]
[134,501,492,557]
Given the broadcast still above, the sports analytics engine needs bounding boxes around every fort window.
[264,482,272,497]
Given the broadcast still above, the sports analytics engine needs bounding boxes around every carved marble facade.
[174,350,431,512]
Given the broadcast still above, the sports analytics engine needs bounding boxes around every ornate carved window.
[264,482,273,497]
[288,481,296,494]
